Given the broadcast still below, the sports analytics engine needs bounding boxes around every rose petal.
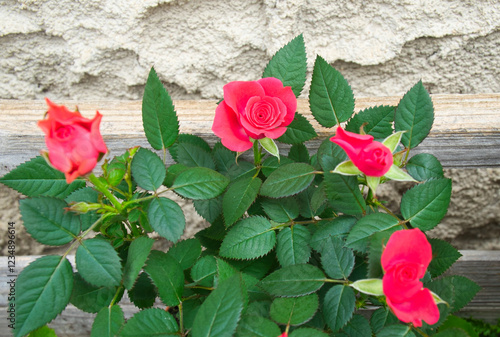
[264,126,287,139]
[386,288,440,327]
[89,111,108,153]
[383,263,425,302]
[381,229,432,274]
[330,127,374,161]
[212,101,253,152]
[239,96,286,137]
[356,142,393,177]
[257,77,296,125]
[223,81,265,115]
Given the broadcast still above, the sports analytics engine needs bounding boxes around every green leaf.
[131,148,165,191]
[147,197,185,243]
[213,142,236,175]
[310,216,357,253]
[289,328,329,337]
[223,176,262,227]
[175,142,215,169]
[144,251,184,307]
[368,230,397,278]
[270,293,319,325]
[166,238,202,270]
[123,236,154,290]
[191,255,217,288]
[406,153,444,181]
[317,137,347,171]
[276,225,311,267]
[120,308,179,336]
[395,80,434,149]
[27,326,58,337]
[262,34,307,97]
[320,236,354,279]
[236,315,281,337]
[259,264,325,297]
[400,178,452,231]
[191,274,244,337]
[289,145,310,165]
[261,197,299,223]
[323,285,356,332]
[0,156,85,198]
[350,279,384,296]
[370,307,399,334]
[426,275,480,313]
[13,256,73,337]
[260,163,316,198]
[439,316,479,337]
[377,325,416,337]
[170,134,212,161]
[324,172,366,216]
[91,305,124,337]
[220,216,276,260]
[346,105,395,139]
[342,314,372,337]
[142,67,179,150]
[194,197,223,223]
[346,213,401,253]
[428,239,462,278]
[259,137,280,159]
[66,187,99,231]
[172,167,229,200]
[70,272,116,313]
[433,328,470,337]
[129,273,157,309]
[76,238,123,287]
[278,112,317,144]
[19,197,80,245]
[309,55,355,127]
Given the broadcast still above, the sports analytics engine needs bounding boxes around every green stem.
[109,285,124,307]
[179,301,184,336]
[324,278,351,285]
[88,173,123,212]
[253,140,262,166]
[412,326,430,337]
[61,215,108,259]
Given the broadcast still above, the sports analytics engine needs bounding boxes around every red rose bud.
[212,78,297,152]
[381,228,439,327]
[278,333,288,337]
[330,126,393,177]
[38,98,107,183]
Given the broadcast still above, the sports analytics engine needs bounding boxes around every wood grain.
[1,94,500,175]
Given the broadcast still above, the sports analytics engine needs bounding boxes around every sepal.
[382,131,405,153]
[332,160,362,176]
[384,164,417,182]
[350,278,384,296]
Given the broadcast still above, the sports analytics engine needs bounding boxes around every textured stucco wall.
[1,0,500,254]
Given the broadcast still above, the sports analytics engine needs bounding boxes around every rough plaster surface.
[1,0,500,254]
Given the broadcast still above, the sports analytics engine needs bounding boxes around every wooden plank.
[0,251,499,336]
[1,94,500,175]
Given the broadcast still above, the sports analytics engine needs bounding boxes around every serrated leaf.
[259,264,325,297]
[320,236,354,279]
[343,314,372,337]
[261,155,294,177]
[191,274,244,337]
[324,172,366,216]
[323,285,356,332]
[426,275,480,313]
[368,230,397,278]
[288,143,310,163]
[260,162,316,198]
[166,238,202,270]
[175,142,215,169]
[261,197,299,222]
[76,238,123,287]
[27,325,58,337]
[66,187,99,231]
[142,67,179,150]
[70,272,116,313]
[220,216,276,260]
[194,197,223,223]
[144,251,184,307]
[289,328,329,337]
[406,153,444,181]
[147,197,185,242]
[428,239,462,278]
[310,216,357,253]
[401,178,452,231]
[19,196,80,245]
[169,134,212,161]
[270,293,319,325]
[317,137,347,171]
[172,167,229,200]
[223,176,262,227]
[377,325,416,337]
[276,225,311,267]
[191,255,217,288]
[346,105,395,139]
[129,273,157,309]
[0,156,85,198]
[346,213,401,253]
[309,55,355,127]
[395,80,434,149]
[123,236,154,290]
[120,308,179,337]
[213,143,236,175]
[131,148,165,191]
[278,112,317,144]
[263,34,307,97]
[370,307,399,334]
[13,256,73,337]
[439,315,479,337]
[236,315,281,337]
[91,305,124,337]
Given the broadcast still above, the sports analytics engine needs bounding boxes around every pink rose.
[38,98,107,183]
[381,228,439,327]
[330,127,393,177]
[212,77,297,152]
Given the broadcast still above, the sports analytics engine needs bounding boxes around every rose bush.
[212,77,297,152]
[38,98,107,183]
[330,126,393,177]
[382,228,440,327]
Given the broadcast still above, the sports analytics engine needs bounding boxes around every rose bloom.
[212,77,297,152]
[38,98,107,183]
[330,127,393,177]
[381,228,439,327]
